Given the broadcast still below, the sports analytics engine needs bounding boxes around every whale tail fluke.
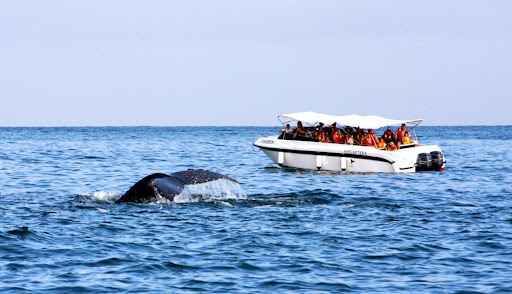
[115,173,174,204]
[115,169,238,204]
[171,169,238,185]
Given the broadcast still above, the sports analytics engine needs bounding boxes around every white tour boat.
[253,112,445,173]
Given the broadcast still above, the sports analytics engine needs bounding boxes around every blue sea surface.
[1,126,511,293]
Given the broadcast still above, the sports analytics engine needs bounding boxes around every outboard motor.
[430,151,445,171]
[416,153,432,171]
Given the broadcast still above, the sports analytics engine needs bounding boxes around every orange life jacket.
[387,143,399,151]
[396,129,403,141]
[361,136,371,146]
[334,133,342,143]
[331,128,337,138]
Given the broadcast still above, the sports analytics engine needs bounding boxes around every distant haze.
[1,1,511,126]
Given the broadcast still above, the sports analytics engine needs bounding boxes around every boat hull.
[253,136,445,173]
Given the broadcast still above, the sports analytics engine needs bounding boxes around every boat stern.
[390,144,445,172]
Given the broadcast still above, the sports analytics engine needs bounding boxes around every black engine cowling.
[416,151,444,171]
[416,153,432,171]
[431,151,444,171]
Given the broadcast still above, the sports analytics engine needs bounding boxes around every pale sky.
[1,1,511,126]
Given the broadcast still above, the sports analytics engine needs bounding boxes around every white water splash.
[173,179,246,203]
[78,191,121,203]
[79,180,245,204]
[96,208,110,213]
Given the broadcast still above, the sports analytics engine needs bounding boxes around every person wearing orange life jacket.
[386,142,399,151]
[318,129,330,143]
[329,123,338,139]
[360,134,368,146]
[382,129,396,144]
[353,128,362,145]
[362,129,369,145]
[377,138,386,149]
[344,126,354,138]
[402,130,412,145]
[396,124,407,144]
[361,133,372,146]
[356,128,366,145]
[317,130,325,142]
[333,130,343,144]
[367,129,378,146]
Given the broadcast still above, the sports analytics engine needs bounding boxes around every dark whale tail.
[115,169,237,204]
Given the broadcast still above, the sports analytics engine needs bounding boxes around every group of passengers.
[279,122,414,151]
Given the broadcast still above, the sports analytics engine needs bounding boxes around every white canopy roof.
[279,111,422,129]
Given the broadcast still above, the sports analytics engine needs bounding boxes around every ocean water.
[1,126,511,293]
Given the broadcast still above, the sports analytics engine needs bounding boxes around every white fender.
[278,151,284,165]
